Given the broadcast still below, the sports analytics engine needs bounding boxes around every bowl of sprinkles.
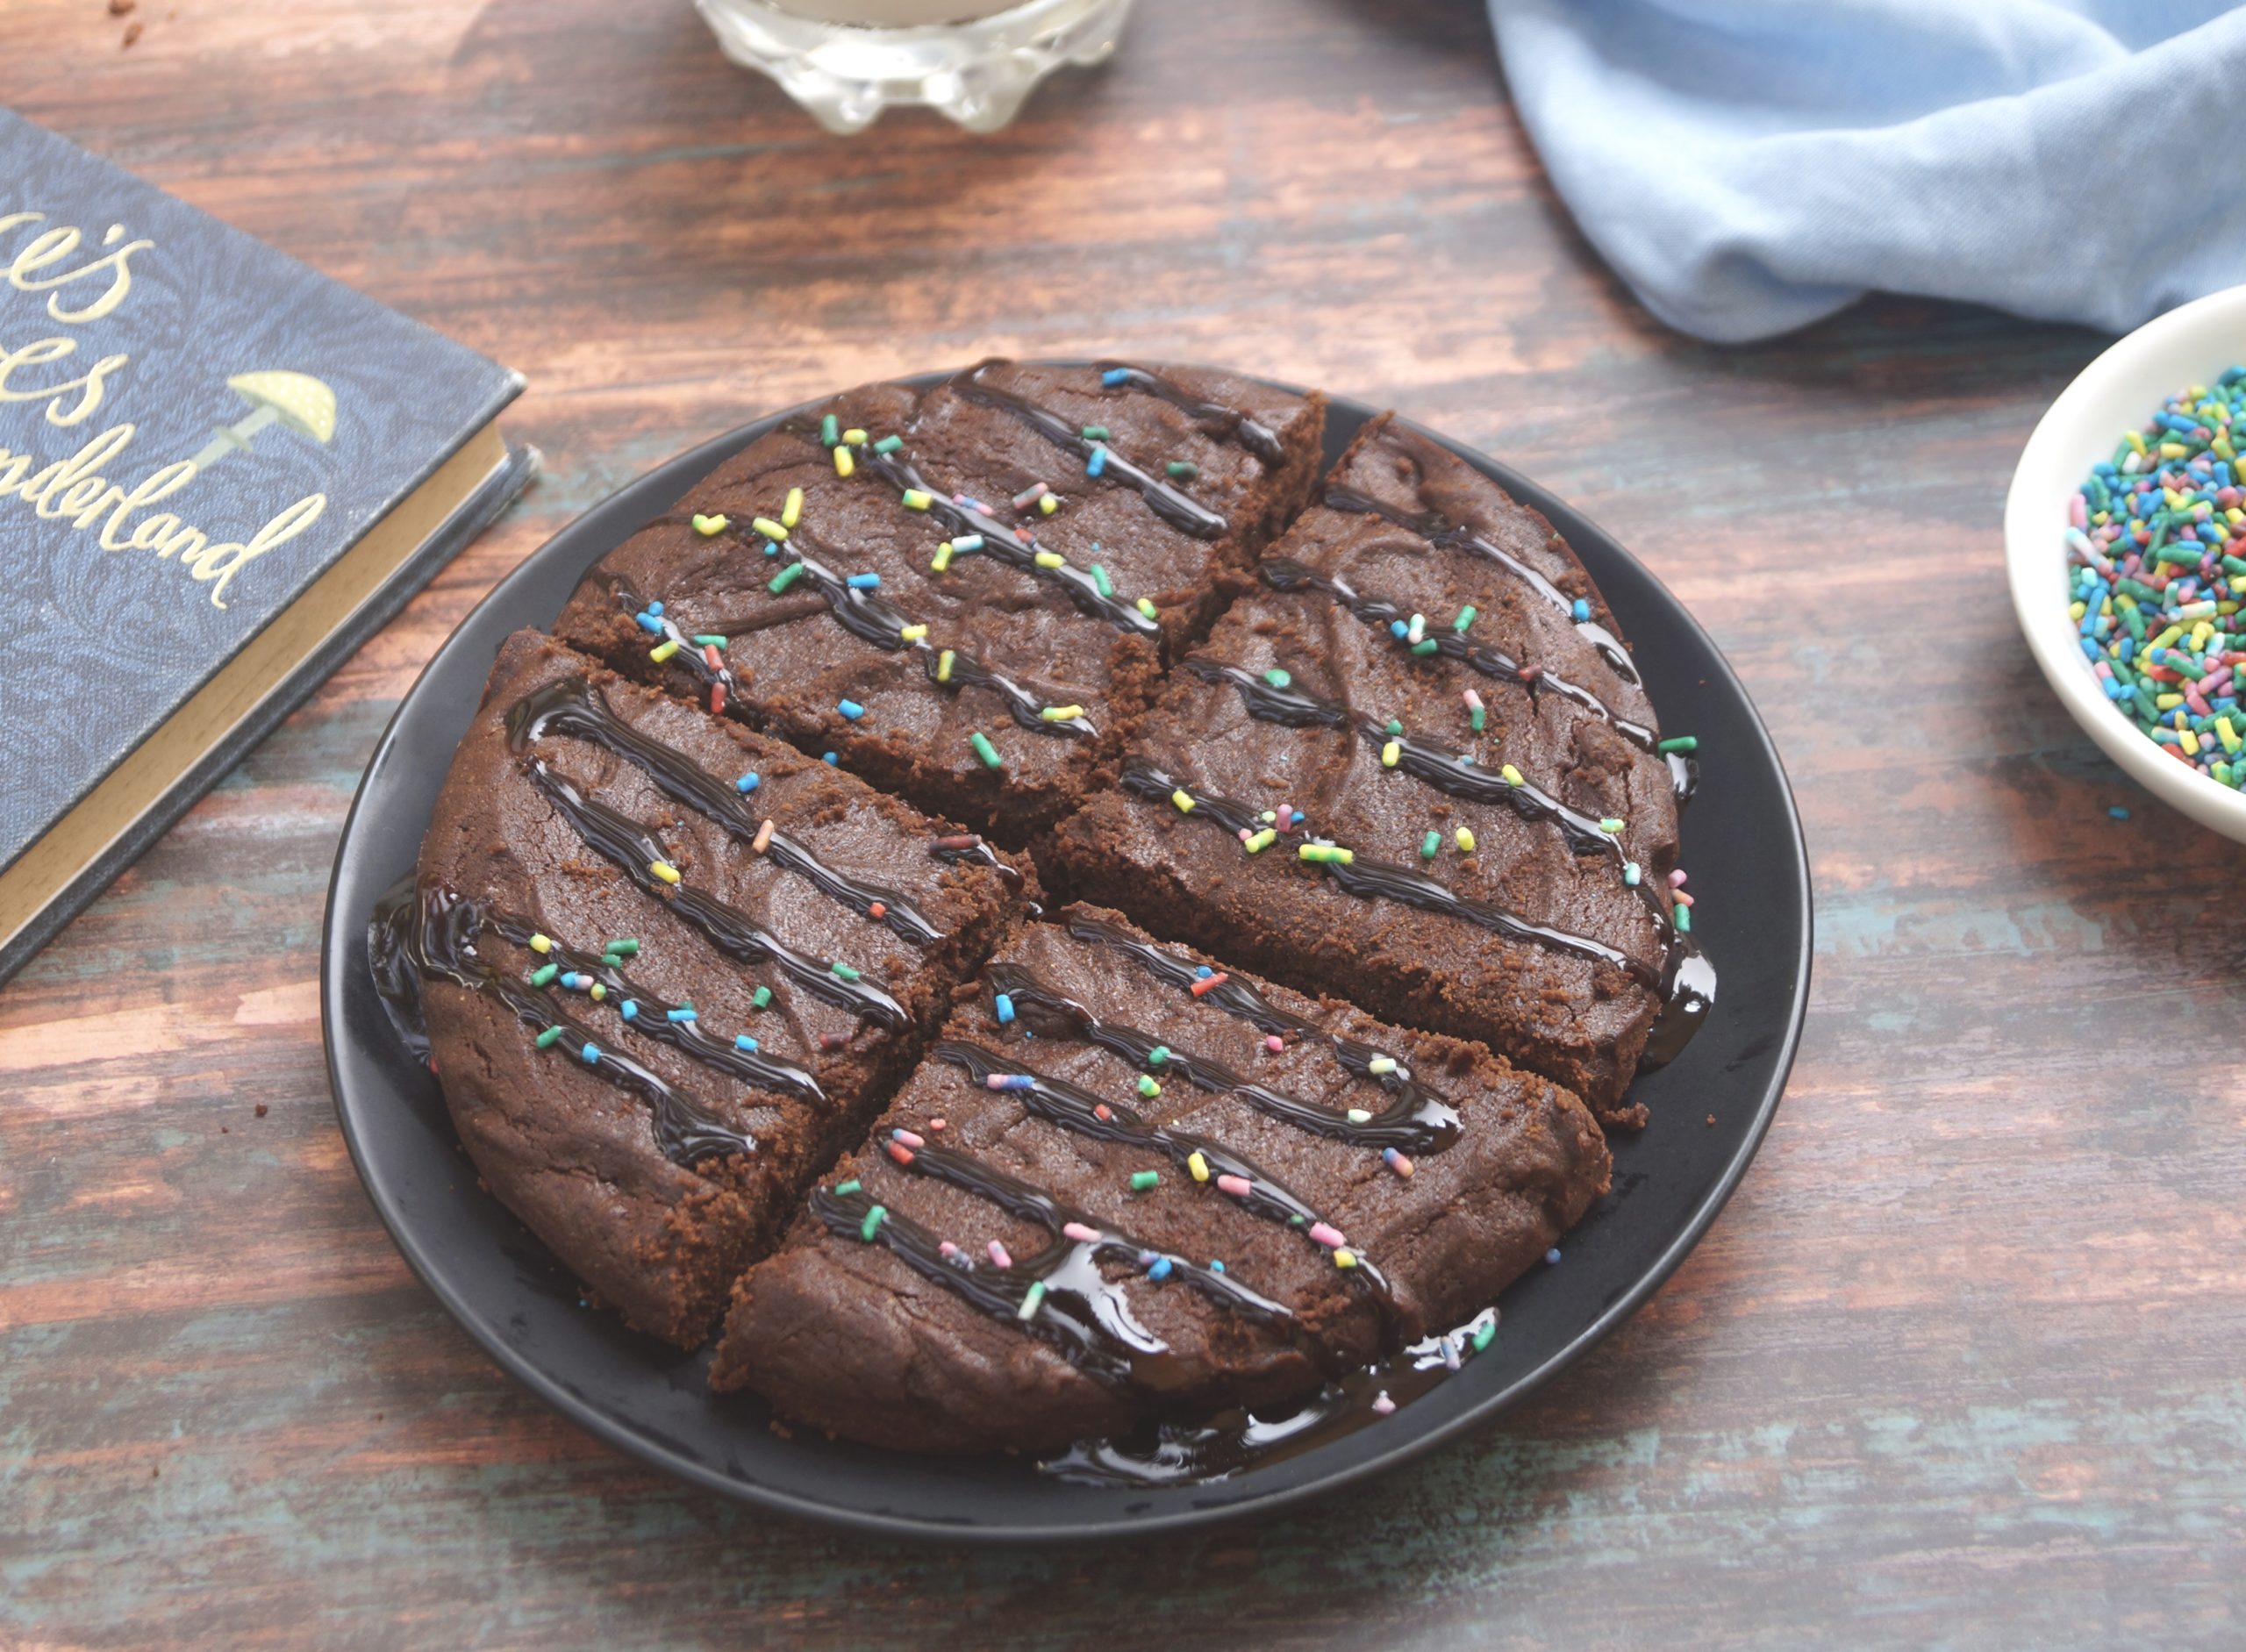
[2006,282,2246,842]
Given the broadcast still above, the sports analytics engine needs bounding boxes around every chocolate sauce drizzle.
[951,361,1228,539]
[776,415,1164,642]
[1090,361,1287,467]
[1322,483,1642,686]
[1117,761,1662,990]
[1259,554,1695,803]
[933,1041,1393,1295]
[526,759,911,1031]
[507,674,951,945]
[367,879,761,1164]
[812,1148,1295,1390]
[983,950,1458,1157]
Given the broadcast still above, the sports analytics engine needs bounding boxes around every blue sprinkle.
[735,1033,759,1053]
[1102,368,1132,387]
[635,611,665,634]
[2109,805,2130,819]
[1147,1256,1173,1280]
[1545,1248,1562,1264]
[763,541,778,556]
[668,1006,697,1022]
[1209,1260,1225,1273]
[995,1074,1035,1091]
[620,1000,639,1020]
[951,533,985,553]
[1389,619,1409,640]
[647,601,664,616]
[1194,965,1213,980]
[823,752,839,765]
[736,772,760,793]
[838,698,865,721]
[994,992,1015,1025]
[1086,446,1108,479]
[847,572,881,590]
[581,1042,601,1064]
[1571,598,1592,622]
[558,972,580,990]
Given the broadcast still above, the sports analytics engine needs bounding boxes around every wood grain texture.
[4,1,2244,1646]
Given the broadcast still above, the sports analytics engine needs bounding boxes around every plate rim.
[320,368,1813,1543]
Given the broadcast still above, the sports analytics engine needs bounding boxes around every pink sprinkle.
[1463,687,1484,714]
[986,1074,1011,1090]
[2069,494,2088,530]
[1307,1221,1347,1249]
[1275,805,1294,833]
[1264,1035,1285,1054]
[927,1117,947,1132]
[1216,1174,1253,1198]
[939,1241,959,1258]
[988,1241,1012,1269]
[1062,1221,1102,1243]
[1238,827,1253,843]
[1370,1391,1396,1416]
[892,1128,926,1148]
[1669,869,1688,887]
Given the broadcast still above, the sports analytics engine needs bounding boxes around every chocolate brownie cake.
[553,361,1326,845]
[1050,416,1713,1125]
[371,631,1027,1346]
[708,905,1610,1455]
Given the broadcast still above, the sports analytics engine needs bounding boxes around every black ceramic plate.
[321,372,1812,1543]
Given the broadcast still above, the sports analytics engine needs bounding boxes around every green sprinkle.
[690,634,727,648]
[1656,736,1698,754]
[1137,1075,1161,1098]
[970,732,1002,770]
[1017,1280,1048,1320]
[1411,638,1441,656]
[1470,705,1486,733]
[859,1204,886,1241]
[1599,818,1624,833]
[530,962,559,988]
[820,413,840,447]
[874,434,904,454]
[1471,1318,1497,1352]
[1420,830,1441,859]
[1148,1045,1170,1067]
[535,1025,565,1048]
[1166,461,1198,480]
[1091,562,1113,597]
[1131,1169,1161,1191]
[1385,719,1403,735]
[1674,905,1692,934]
[1298,844,1355,864]
[1082,424,1110,440]
[767,561,805,594]
[1264,669,1291,688]
[831,961,862,982]
[1453,605,1478,633]
[604,938,640,957]
[752,985,772,1009]
[833,1179,861,1196]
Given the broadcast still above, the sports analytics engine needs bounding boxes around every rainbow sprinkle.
[2069,367,2246,786]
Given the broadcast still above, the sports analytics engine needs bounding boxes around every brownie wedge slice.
[709,905,1609,1455]
[1050,415,1710,1125]
[377,630,1027,1347]
[554,361,1324,846]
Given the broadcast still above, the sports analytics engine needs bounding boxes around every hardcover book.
[0,108,533,986]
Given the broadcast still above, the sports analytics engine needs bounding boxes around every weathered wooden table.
[6,1,2242,1644]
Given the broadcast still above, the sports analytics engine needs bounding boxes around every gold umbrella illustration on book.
[188,370,338,471]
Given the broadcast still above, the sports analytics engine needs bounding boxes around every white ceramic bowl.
[2005,282,2246,842]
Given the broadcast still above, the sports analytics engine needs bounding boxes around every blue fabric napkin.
[1485,0,2246,342]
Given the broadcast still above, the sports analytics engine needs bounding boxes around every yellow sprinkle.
[2157,693,2185,710]
[590,983,605,1002]
[752,517,788,541]
[931,543,954,572]
[1499,763,1524,787]
[1455,827,1476,854]
[936,649,955,683]
[1034,550,1066,570]
[1187,1151,1210,1184]
[2153,625,2185,649]
[842,427,868,445]
[1041,704,1085,722]
[2182,727,2202,756]
[649,639,681,663]
[833,446,855,477]
[2068,601,2088,622]
[902,489,932,511]
[1333,1248,1357,1269]
[1380,740,1400,768]
[899,624,928,642]
[691,512,728,536]
[1171,790,1195,812]
[1038,494,1058,516]
[649,860,681,885]
[2160,441,2190,459]
[2221,716,2242,754]
[529,933,551,954]
[781,488,804,529]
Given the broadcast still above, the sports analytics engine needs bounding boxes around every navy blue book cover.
[0,109,525,904]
